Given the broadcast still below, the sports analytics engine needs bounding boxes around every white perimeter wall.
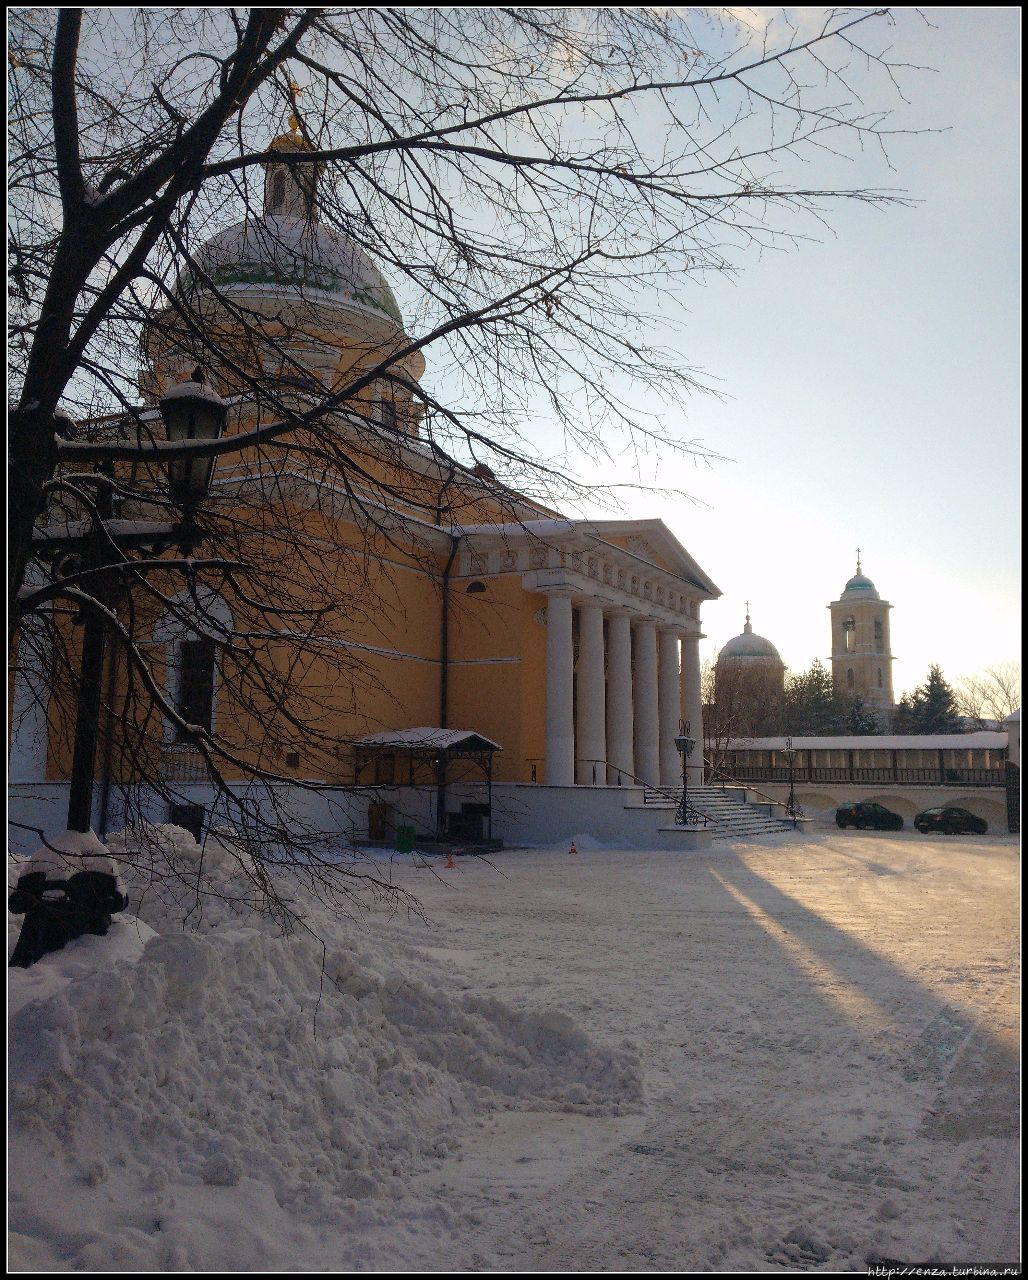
[9,781,692,854]
[752,782,1009,831]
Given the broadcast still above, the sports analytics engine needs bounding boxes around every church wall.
[445,575,549,784]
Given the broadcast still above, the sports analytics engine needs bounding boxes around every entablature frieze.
[458,530,708,615]
[521,567,701,633]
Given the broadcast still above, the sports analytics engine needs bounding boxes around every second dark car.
[835,801,904,831]
[914,807,988,835]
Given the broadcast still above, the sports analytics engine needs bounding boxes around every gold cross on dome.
[287,78,303,137]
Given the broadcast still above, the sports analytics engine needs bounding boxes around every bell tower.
[829,551,895,715]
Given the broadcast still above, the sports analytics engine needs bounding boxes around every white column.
[633,620,660,786]
[680,632,705,783]
[544,593,575,786]
[605,611,634,784]
[576,602,606,785]
[658,629,682,786]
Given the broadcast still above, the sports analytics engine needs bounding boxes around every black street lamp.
[64,369,228,833]
[161,368,230,518]
[782,735,801,830]
[10,371,227,967]
[674,719,697,826]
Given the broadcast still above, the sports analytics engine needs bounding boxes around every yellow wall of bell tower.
[829,554,895,712]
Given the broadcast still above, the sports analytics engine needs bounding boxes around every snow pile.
[13,826,121,879]
[8,825,641,1271]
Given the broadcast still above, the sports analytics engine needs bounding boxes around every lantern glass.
[160,369,228,506]
[675,734,696,757]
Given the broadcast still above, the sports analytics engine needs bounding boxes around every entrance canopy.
[354,728,502,840]
[353,727,501,787]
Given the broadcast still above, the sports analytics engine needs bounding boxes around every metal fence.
[159,744,208,782]
[715,764,1005,788]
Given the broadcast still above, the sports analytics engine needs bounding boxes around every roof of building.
[355,728,502,752]
[184,215,404,327]
[840,572,880,601]
[729,732,1008,751]
[718,607,782,663]
[838,553,881,602]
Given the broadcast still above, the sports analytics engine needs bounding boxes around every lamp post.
[10,371,228,967]
[674,719,697,826]
[56,370,228,835]
[783,735,800,830]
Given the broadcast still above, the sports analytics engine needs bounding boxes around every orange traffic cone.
[568,841,578,856]
[445,849,455,869]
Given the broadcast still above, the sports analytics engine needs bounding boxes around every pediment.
[586,519,721,599]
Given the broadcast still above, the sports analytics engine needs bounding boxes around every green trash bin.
[394,824,415,854]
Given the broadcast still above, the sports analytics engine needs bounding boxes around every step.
[640,784,796,841]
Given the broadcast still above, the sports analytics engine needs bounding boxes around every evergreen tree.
[783,659,832,734]
[897,664,963,734]
[914,664,963,733]
[893,693,916,734]
[844,695,882,735]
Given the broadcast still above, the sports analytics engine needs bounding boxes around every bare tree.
[955,662,1021,730]
[9,7,929,915]
[702,657,742,782]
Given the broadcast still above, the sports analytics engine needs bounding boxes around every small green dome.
[841,572,880,601]
[718,608,783,664]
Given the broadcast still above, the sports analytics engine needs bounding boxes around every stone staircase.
[642,783,797,841]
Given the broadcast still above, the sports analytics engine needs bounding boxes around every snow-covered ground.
[8,825,1020,1271]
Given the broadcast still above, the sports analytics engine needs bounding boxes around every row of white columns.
[544,595,704,787]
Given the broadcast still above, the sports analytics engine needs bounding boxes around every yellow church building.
[10,128,723,850]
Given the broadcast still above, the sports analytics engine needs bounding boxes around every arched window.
[874,618,884,650]
[878,668,883,689]
[379,398,398,431]
[153,588,233,744]
[847,668,854,688]
[843,617,856,652]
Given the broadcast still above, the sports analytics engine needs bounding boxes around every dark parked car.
[914,806,988,835]
[835,801,904,831]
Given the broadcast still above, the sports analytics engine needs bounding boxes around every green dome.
[718,610,783,664]
[841,572,880,601]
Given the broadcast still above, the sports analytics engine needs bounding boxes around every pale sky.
[423,6,1021,699]
[591,6,1021,698]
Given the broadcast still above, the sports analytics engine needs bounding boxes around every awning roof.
[355,727,502,753]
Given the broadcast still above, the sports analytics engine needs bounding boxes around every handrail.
[579,758,714,828]
[702,757,789,813]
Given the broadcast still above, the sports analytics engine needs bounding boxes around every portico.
[542,597,704,789]
[458,517,719,787]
